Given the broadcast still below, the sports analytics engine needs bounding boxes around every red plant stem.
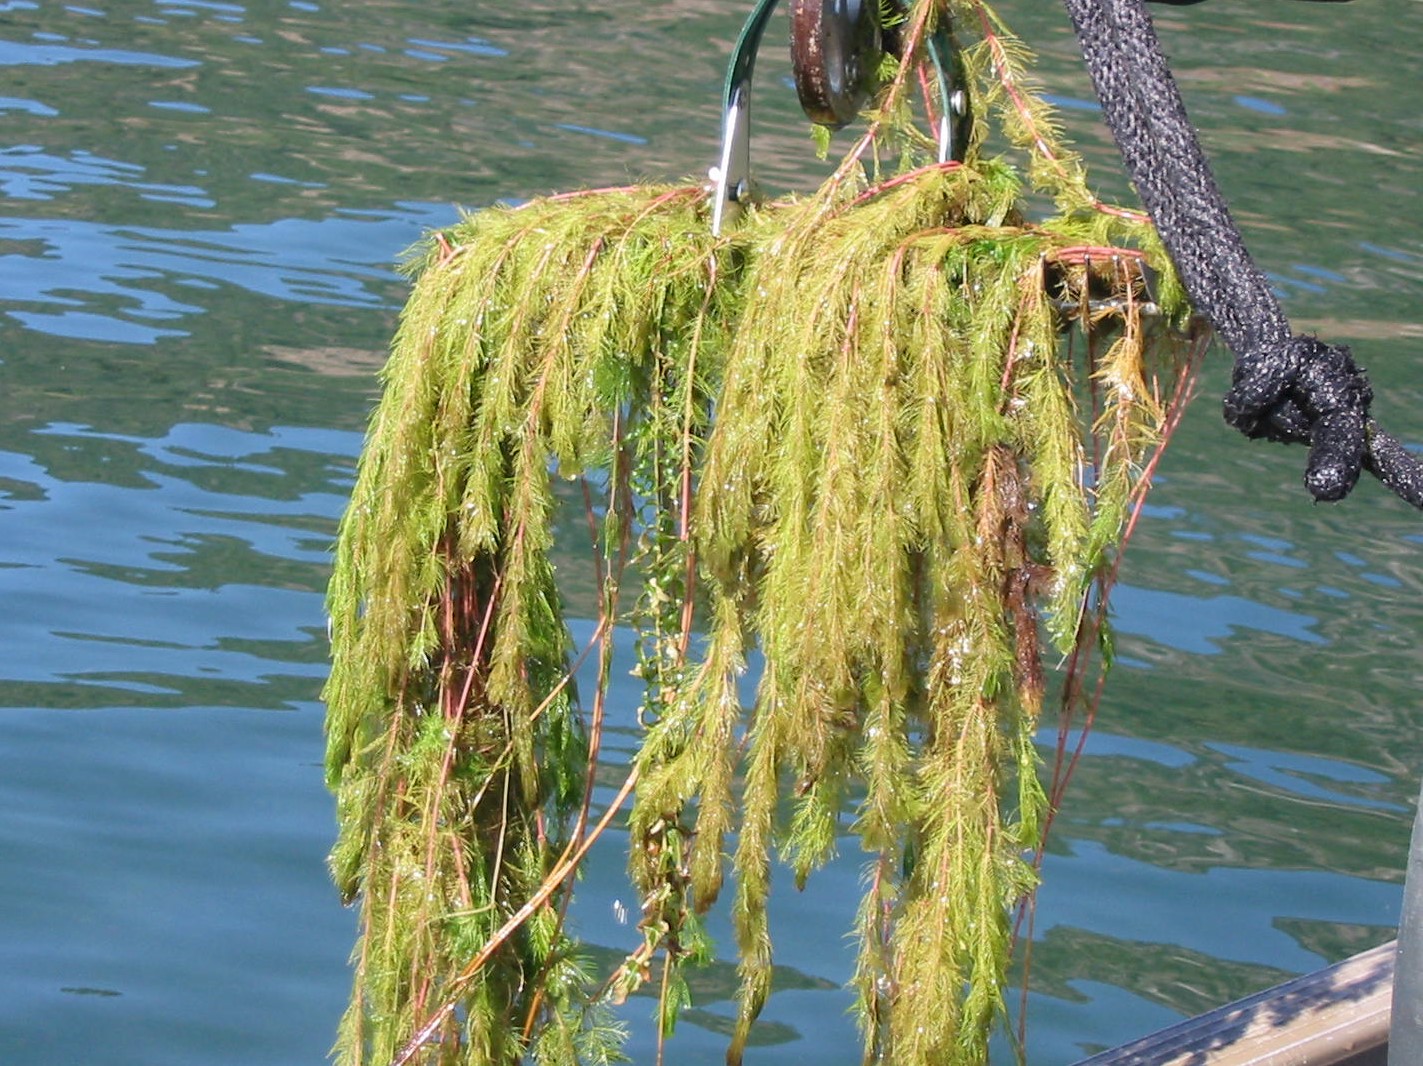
[1046,338,1204,813]
[968,0,1147,225]
[917,60,940,130]
[1013,316,1206,1039]
[418,560,504,977]
[820,0,938,189]
[388,765,642,1066]
[676,257,719,661]
[845,159,964,211]
[1049,245,1146,265]
[522,416,634,1041]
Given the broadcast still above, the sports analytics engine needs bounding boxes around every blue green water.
[0,1,1419,1062]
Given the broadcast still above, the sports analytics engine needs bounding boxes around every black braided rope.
[1063,0,1423,508]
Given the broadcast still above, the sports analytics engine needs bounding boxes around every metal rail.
[1074,939,1392,1065]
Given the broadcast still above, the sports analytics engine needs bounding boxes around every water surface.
[1,1,1420,1063]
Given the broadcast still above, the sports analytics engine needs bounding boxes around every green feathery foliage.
[323,2,1202,1064]
[325,185,734,1065]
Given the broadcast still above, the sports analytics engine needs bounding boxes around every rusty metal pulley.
[788,0,883,129]
[710,0,969,234]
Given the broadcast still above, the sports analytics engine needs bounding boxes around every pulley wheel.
[789,0,881,129]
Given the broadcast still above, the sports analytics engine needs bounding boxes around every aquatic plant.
[322,2,1204,1064]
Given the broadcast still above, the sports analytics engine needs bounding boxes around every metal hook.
[710,0,972,235]
[926,24,971,164]
[710,0,781,236]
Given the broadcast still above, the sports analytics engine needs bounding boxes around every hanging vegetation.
[322,2,1204,1064]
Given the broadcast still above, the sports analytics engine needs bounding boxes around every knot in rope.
[1223,334,1372,501]
[1064,0,1422,509]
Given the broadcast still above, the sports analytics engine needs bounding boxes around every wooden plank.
[1072,939,1394,1065]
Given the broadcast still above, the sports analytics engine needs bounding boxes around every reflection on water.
[0,205,445,342]
[0,0,1419,1063]
[0,421,346,708]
